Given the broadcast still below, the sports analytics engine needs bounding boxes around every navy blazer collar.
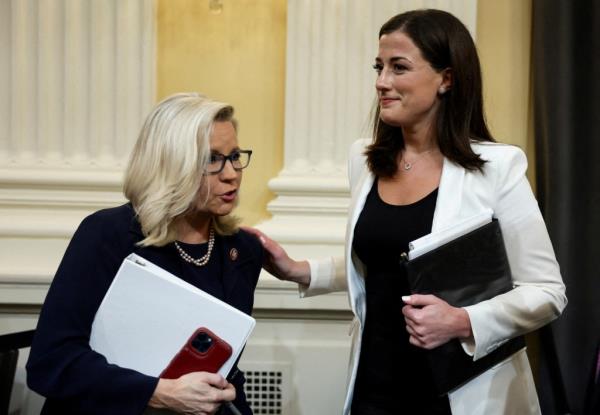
[126,205,256,311]
[216,233,256,304]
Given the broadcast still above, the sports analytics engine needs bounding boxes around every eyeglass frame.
[205,149,253,175]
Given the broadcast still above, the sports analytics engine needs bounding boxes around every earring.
[439,87,446,94]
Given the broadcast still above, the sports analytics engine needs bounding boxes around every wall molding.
[0,168,124,190]
[0,275,351,315]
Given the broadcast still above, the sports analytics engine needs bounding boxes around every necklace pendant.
[403,162,412,170]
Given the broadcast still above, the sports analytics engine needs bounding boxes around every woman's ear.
[438,68,453,95]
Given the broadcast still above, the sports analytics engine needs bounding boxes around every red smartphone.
[160,327,233,379]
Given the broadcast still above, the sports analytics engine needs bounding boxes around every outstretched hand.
[241,226,310,286]
[402,294,472,350]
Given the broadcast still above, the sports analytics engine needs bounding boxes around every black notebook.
[402,219,525,395]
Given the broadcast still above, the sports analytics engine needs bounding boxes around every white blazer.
[302,139,567,415]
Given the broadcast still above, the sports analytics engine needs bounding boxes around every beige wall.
[156,0,286,226]
[477,0,535,184]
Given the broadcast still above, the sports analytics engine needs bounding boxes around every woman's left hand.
[402,294,472,350]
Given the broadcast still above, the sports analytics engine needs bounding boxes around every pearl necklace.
[174,227,215,267]
[401,149,435,171]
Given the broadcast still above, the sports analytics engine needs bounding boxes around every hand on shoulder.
[240,226,311,286]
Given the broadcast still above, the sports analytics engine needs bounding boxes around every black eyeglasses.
[205,149,252,174]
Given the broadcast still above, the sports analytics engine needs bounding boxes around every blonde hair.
[124,92,240,247]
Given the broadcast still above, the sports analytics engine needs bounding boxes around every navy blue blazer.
[26,204,263,414]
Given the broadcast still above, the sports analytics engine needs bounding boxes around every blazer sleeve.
[26,213,158,414]
[463,146,568,361]
[299,256,347,297]
[298,139,371,298]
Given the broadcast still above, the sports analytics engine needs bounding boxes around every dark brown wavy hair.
[366,9,494,177]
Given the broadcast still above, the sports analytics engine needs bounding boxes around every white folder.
[408,209,493,260]
[89,253,256,378]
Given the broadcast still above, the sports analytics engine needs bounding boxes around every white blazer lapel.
[432,157,465,232]
[347,170,374,241]
[345,167,373,319]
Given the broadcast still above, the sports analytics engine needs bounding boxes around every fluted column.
[0,0,155,300]
[258,0,477,260]
[0,0,154,172]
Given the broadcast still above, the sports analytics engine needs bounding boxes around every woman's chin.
[215,203,237,217]
[379,113,404,127]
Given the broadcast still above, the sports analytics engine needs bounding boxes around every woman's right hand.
[148,372,235,415]
[241,226,311,286]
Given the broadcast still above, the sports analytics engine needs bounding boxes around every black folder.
[402,219,525,395]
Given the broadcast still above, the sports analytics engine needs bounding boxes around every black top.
[26,204,263,415]
[351,179,451,414]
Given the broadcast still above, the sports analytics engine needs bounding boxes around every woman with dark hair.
[245,8,566,415]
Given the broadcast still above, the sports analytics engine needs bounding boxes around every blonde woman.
[27,93,261,415]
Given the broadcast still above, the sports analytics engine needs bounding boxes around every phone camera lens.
[192,331,213,353]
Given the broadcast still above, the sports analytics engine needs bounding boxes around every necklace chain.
[174,227,215,267]
[401,148,435,171]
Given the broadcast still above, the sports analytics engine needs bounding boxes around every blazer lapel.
[218,235,255,310]
[432,157,465,232]
[347,170,374,247]
[345,165,373,318]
